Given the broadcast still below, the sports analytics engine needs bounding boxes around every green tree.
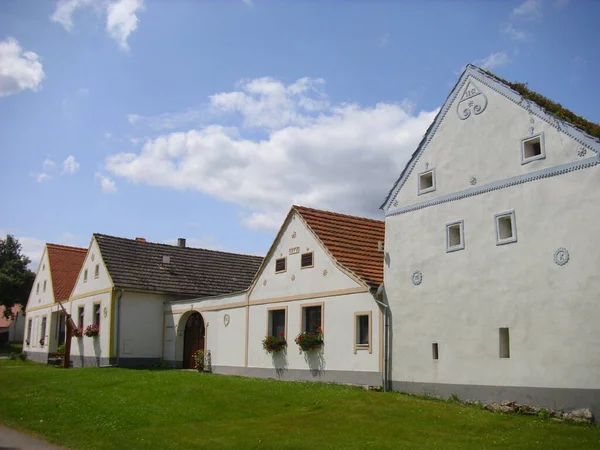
[0,235,35,319]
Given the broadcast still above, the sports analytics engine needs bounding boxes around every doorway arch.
[182,312,205,369]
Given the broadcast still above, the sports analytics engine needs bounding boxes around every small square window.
[446,220,465,252]
[275,257,286,274]
[495,211,517,245]
[301,252,314,269]
[94,264,100,279]
[432,343,439,360]
[499,328,510,358]
[302,305,322,333]
[418,168,436,195]
[268,308,286,338]
[521,133,545,164]
[354,313,371,353]
[83,269,88,282]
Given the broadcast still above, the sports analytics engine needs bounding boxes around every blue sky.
[1,0,599,267]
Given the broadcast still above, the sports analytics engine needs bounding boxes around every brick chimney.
[136,237,147,242]
[177,238,186,248]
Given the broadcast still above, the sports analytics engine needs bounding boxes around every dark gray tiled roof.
[94,233,263,297]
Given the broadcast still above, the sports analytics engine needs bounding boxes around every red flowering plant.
[72,327,83,338]
[84,324,100,338]
[295,326,324,352]
[262,333,287,353]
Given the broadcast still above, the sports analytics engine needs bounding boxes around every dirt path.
[0,424,63,449]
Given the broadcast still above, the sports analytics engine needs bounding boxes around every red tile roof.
[47,244,88,302]
[293,206,385,287]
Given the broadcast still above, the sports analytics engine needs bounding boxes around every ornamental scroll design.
[457,82,488,120]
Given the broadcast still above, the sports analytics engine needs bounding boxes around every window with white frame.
[446,220,465,252]
[495,211,517,245]
[521,133,545,164]
[268,308,286,337]
[302,305,322,333]
[275,257,286,274]
[418,168,436,195]
[354,312,371,352]
[83,269,88,282]
[94,264,100,279]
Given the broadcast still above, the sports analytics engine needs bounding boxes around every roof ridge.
[293,205,384,224]
[93,233,263,260]
[47,243,87,252]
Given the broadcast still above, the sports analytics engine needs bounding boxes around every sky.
[1,0,599,269]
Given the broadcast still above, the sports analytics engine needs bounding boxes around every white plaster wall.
[26,248,55,308]
[385,165,600,389]
[71,238,112,297]
[22,306,53,354]
[247,292,380,373]
[389,74,590,212]
[250,212,360,301]
[119,292,167,359]
[69,292,112,361]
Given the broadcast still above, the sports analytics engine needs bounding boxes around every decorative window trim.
[445,220,465,253]
[83,269,88,283]
[494,210,517,245]
[417,168,436,195]
[300,251,314,269]
[266,306,288,339]
[521,132,546,165]
[94,264,100,279]
[300,302,324,334]
[353,311,372,354]
[275,257,287,274]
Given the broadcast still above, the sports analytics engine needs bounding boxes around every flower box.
[84,324,100,338]
[72,327,83,338]
[262,334,287,353]
[295,327,324,352]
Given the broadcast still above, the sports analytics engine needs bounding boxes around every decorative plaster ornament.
[457,82,488,120]
[554,248,570,266]
[103,307,108,318]
[322,269,328,277]
[393,200,399,207]
[411,270,423,286]
[263,279,267,286]
[292,231,297,238]
[291,275,296,281]
[577,148,587,158]
[469,176,477,186]
[529,127,535,136]
[223,314,230,327]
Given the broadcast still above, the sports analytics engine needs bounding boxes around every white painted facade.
[383,65,600,413]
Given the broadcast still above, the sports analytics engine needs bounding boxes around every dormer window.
[418,168,436,195]
[521,133,545,164]
[275,257,286,274]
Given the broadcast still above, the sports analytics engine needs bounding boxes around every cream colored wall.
[70,238,112,298]
[388,74,590,212]
[247,292,380,373]
[249,212,360,302]
[385,164,600,389]
[69,291,112,361]
[26,247,55,309]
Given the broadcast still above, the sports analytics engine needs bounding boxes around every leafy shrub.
[57,344,66,354]
[18,352,27,361]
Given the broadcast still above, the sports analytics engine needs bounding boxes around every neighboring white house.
[23,244,87,363]
[381,64,600,415]
[164,205,386,386]
[0,305,25,345]
[69,234,263,367]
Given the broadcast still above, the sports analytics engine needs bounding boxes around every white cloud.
[36,173,52,183]
[43,159,56,170]
[106,77,437,230]
[512,0,541,18]
[18,236,46,269]
[475,52,510,70]
[502,24,526,40]
[62,155,80,174]
[50,0,143,50]
[95,172,117,193]
[0,37,45,97]
[50,0,93,31]
[106,0,144,51]
[209,77,330,129]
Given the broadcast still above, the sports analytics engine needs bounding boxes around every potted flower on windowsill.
[84,324,100,338]
[295,326,324,352]
[72,327,83,338]
[262,333,287,353]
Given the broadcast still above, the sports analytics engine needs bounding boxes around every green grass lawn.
[0,360,598,449]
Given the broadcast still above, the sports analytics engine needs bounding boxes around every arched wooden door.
[183,312,205,369]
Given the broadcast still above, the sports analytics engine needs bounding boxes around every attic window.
[94,264,99,279]
[521,134,545,164]
[418,169,436,195]
[275,257,286,274]
[36,283,39,294]
[43,280,47,292]
[84,269,88,282]
[301,252,314,269]
[495,211,517,245]
[446,220,465,252]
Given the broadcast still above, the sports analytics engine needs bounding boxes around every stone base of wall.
[391,380,600,422]
[211,365,382,386]
[24,350,48,364]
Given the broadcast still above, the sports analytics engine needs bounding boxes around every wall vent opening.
[432,343,439,360]
[499,328,510,358]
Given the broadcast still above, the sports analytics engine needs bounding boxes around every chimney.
[377,241,384,252]
[162,255,171,264]
[177,238,186,248]
[136,237,147,242]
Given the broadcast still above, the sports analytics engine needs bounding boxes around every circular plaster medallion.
[577,147,587,158]
[554,248,570,266]
[103,307,108,318]
[223,314,230,327]
[411,270,423,286]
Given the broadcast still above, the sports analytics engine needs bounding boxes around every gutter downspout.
[374,283,390,392]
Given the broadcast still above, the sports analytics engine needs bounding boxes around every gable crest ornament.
[457,81,488,120]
